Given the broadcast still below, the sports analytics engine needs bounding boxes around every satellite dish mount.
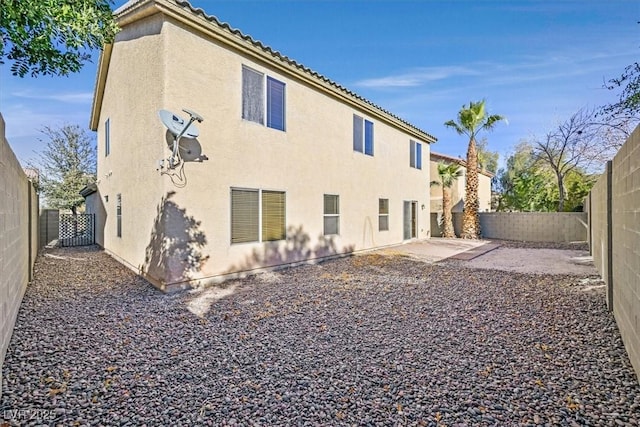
[157,108,204,170]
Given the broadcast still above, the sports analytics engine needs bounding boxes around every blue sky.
[0,0,638,168]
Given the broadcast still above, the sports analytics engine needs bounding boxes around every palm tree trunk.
[442,187,455,238]
[462,137,481,239]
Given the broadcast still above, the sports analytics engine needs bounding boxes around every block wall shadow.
[140,191,209,285]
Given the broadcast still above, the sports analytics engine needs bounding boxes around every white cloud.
[11,90,94,104]
[354,66,479,88]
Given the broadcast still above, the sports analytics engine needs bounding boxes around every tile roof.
[169,0,437,143]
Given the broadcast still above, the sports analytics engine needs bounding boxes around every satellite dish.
[157,108,204,170]
[158,109,200,139]
[165,132,206,162]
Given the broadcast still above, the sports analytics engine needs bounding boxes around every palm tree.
[445,100,505,239]
[432,162,463,238]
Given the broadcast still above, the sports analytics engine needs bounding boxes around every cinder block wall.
[0,114,38,396]
[610,126,640,379]
[480,212,587,242]
[589,163,611,306]
[39,209,59,247]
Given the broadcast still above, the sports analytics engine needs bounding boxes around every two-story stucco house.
[87,0,437,291]
[429,151,493,214]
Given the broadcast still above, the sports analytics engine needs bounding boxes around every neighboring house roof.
[430,151,495,178]
[22,168,39,181]
[90,0,437,144]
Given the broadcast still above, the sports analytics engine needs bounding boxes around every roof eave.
[89,43,113,131]
[89,0,438,143]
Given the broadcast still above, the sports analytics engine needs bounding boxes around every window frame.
[261,190,286,242]
[410,140,422,169]
[353,114,374,156]
[242,65,286,132]
[323,194,340,236]
[230,187,287,244]
[378,198,389,232]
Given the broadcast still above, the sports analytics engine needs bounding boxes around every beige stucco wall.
[478,173,492,212]
[429,159,492,214]
[0,113,38,397]
[94,11,432,290]
[95,12,170,280]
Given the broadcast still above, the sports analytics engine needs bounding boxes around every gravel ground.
[488,240,590,251]
[2,246,639,426]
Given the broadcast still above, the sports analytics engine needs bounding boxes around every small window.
[323,194,340,235]
[379,198,389,231]
[231,188,260,244]
[353,115,374,156]
[116,193,122,237]
[410,140,422,169]
[242,66,286,131]
[105,118,110,157]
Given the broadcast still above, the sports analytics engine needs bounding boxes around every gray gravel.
[2,246,639,426]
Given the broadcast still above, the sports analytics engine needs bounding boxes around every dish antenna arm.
[170,109,204,164]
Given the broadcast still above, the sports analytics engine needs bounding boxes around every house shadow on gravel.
[226,225,355,276]
[140,191,209,289]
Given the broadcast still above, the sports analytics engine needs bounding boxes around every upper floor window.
[105,118,110,157]
[410,140,422,169]
[353,115,374,156]
[242,66,286,131]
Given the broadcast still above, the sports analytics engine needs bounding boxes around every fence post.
[606,160,613,312]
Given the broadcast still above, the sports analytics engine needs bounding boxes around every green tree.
[476,137,499,174]
[31,125,96,213]
[563,171,596,212]
[0,0,119,77]
[531,107,605,212]
[496,142,595,212]
[445,100,505,239]
[495,142,555,212]
[432,162,464,238]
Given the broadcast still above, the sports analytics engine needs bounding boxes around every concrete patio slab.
[376,238,497,262]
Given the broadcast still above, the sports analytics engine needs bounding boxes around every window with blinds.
[242,65,286,131]
[379,198,389,231]
[231,188,286,244]
[323,194,340,236]
[410,140,422,169]
[231,189,260,243]
[267,77,286,131]
[353,114,374,156]
[262,190,286,241]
